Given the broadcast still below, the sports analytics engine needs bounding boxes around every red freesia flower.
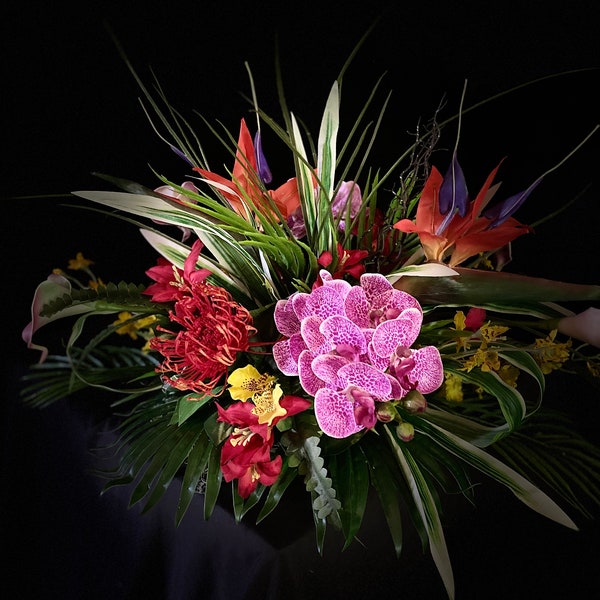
[194,118,301,221]
[150,280,256,395]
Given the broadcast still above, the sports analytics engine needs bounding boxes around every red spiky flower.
[151,280,256,395]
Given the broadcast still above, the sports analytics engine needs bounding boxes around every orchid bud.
[375,402,398,423]
[396,421,415,442]
[402,389,427,413]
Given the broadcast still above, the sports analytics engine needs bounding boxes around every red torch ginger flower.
[150,279,256,395]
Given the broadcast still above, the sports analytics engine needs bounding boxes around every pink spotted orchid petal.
[386,373,408,399]
[314,388,364,438]
[274,297,301,336]
[304,285,346,320]
[371,308,423,358]
[298,349,326,395]
[367,341,389,371]
[320,269,353,300]
[370,289,422,321]
[272,338,299,375]
[344,285,371,328]
[311,353,350,387]
[300,316,331,353]
[338,362,392,399]
[408,346,445,393]
[359,272,393,302]
[320,315,367,358]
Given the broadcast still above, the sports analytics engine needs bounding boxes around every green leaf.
[443,359,527,433]
[411,416,578,530]
[203,443,223,520]
[176,433,212,525]
[256,459,298,523]
[140,427,202,514]
[394,267,600,306]
[361,433,405,556]
[328,444,370,549]
[384,426,455,600]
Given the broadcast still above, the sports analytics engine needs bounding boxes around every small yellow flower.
[586,360,600,378]
[453,311,467,331]
[480,323,509,344]
[112,311,157,340]
[68,252,94,271]
[252,383,287,426]
[533,330,572,374]
[462,348,502,373]
[89,278,106,291]
[227,364,276,401]
[444,372,464,402]
[452,311,471,351]
[498,364,520,387]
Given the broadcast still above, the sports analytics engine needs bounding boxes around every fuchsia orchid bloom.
[272,270,444,438]
[394,159,536,266]
[217,395,311,498]
[194,118,301,221]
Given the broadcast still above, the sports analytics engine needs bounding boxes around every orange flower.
[393,159,535,266]
[194,118,300,221]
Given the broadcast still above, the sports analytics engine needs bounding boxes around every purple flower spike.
[483,176,543,228]
[439,154,468,216]
[253,130,273,185]
[273,271,444,438]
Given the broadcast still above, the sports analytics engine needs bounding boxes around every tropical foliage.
[21,45,600,600]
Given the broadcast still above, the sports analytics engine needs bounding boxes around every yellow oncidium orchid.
[227,364,276,401]
[112,311,157,340]
[462,348,502,373]
[480,323,509,344]
[444,372,464,402]
[227,364,287,426]
[533,330,572,374]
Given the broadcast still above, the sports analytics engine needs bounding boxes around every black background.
[2,1,600,599]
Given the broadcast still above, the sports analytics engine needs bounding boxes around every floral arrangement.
[21,47,600,599]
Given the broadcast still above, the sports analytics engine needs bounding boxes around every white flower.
[558,307,600,348]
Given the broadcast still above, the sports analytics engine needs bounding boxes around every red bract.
[314,244,369,287]
[150,281,256,395]
[144,239,211,303]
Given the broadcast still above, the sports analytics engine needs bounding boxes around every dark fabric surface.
[3,2,600,599]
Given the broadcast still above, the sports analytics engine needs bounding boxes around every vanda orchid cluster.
[21,57,600,599]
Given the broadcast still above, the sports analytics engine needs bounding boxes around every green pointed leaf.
[176,433,212,525]
[141,427,202,514]
[384,426,455,600]
[394,267,600,305]
[203,443,223,520]
[256,459,298,523]
[361,433,405,556]
[328,444,370,549]
[411,416,578,530]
